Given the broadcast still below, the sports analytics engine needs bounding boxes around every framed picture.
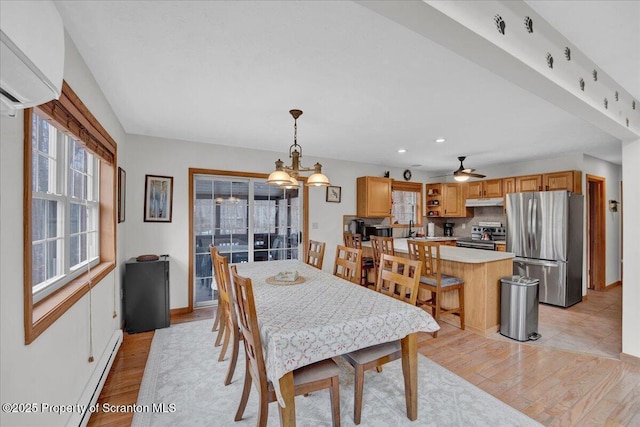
[144,174,174,222]
[117,167,126,223]
[326,185,341,203]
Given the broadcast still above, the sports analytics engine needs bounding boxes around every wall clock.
[403,169,412,181]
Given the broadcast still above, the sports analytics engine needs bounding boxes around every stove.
[456,224,506,251]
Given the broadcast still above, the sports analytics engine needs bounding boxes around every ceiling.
[54,1,638,175]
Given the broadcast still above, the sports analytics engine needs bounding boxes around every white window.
[30,111,100,303]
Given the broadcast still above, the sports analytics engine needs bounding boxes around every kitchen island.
[364,238,514,336]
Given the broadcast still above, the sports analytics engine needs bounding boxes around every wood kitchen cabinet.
[515,174,543,192]
[544,170,582,194]
[503,177,516,194]
[357,176,391,218]
[515,171,582,194]
[426,183,442,218]
[466,179,503,199]
[442,183,472,217]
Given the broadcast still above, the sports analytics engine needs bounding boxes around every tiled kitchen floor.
[490,285,622,359]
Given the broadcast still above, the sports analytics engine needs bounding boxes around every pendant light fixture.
[267,109,330,187]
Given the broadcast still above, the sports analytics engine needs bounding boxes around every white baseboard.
[67,329,123,427]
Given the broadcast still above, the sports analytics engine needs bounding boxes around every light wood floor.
[89,285,638,426]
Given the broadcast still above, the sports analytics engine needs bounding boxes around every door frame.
[586,174,606,291]
[187,168,309,312]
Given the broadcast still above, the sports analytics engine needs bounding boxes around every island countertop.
[361,238,514,335]
[364,239,515,263]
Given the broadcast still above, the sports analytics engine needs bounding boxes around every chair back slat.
[370,235,395,277]
[230,267,269,388]
[375,253,422,305]
[212,249,240,331]
[407,239,442,289]
[343,232,363,249]
[306,240,326,269]
[333,245,362,284]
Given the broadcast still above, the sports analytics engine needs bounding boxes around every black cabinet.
[124,256,170,333]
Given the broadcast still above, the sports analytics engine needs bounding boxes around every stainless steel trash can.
[500,275,541,341]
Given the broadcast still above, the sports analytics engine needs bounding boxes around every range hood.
[465,197,504,207]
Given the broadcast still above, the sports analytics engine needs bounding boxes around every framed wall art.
[118,167,126,223]
[326,185,341,203]
[144,174,173,222]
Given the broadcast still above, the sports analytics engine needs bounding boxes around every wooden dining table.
[233,259,440,426]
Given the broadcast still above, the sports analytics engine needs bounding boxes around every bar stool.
[343,232,374,286]
[407,239,465,338]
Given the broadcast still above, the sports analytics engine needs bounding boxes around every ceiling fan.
[431,156,486,182]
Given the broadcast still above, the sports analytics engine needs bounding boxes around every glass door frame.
[188,168,310,311]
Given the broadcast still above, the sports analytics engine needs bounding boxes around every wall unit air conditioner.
[0,0,64,116]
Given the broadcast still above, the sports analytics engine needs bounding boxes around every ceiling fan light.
[454,174,469,182]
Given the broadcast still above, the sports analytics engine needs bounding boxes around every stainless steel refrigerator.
[506,191,583,307]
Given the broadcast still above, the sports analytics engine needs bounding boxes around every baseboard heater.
[67,329,123,427]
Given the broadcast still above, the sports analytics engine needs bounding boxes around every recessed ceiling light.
[434,138,446,143]
[397,149,407,153]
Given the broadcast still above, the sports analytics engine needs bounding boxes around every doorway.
[586,174,606,291]
[190,173,302,308]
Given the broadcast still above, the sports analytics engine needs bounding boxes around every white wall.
[0,33,126,426]
[621,139,640,359]
[123,134,430,309]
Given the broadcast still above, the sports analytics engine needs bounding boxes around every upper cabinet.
[466,179,503,199]
[503,177,516,194]
[426,182,471,218]
[515,174,543,192]
[426,183,442,218]
[515,171,581,194]
[391,181,423,226]
[544,170,582,193]
[357,176,391,218]
[442,183,472,217]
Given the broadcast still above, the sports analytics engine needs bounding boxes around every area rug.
[132,320,541,427]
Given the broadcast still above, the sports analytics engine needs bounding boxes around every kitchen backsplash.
[423,206,506,238]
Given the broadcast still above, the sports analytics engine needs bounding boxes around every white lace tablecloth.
[233,259,440,406]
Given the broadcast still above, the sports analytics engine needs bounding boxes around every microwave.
[365,225,392,239]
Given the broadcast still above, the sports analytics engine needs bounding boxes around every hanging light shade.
[306,162,330,187]
[268,109,330,187]
[267,159,292,185]
[279,175,299,190]
[454,174,470,182]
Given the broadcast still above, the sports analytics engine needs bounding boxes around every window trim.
[187,168,309,313]
[391,180,424,227]
[23,82,117,344]
[30,119,101,303]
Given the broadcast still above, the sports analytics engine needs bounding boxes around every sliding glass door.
[193,175,301,307]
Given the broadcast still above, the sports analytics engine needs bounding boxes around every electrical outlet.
[461,223,466,229]
[312,222,319,230]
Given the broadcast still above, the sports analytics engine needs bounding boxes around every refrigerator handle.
[527,198,533,252]
[532,197,538,251]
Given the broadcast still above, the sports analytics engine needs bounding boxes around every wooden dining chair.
[210,245,224,342]
[370,235,395,283]
[212,249,241,386]
[343,232,374,286]
[407,239,465,338]
[333,245,362,285]
[306,239,326,269]
[341,253,422,425]
[230,268,341,427]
